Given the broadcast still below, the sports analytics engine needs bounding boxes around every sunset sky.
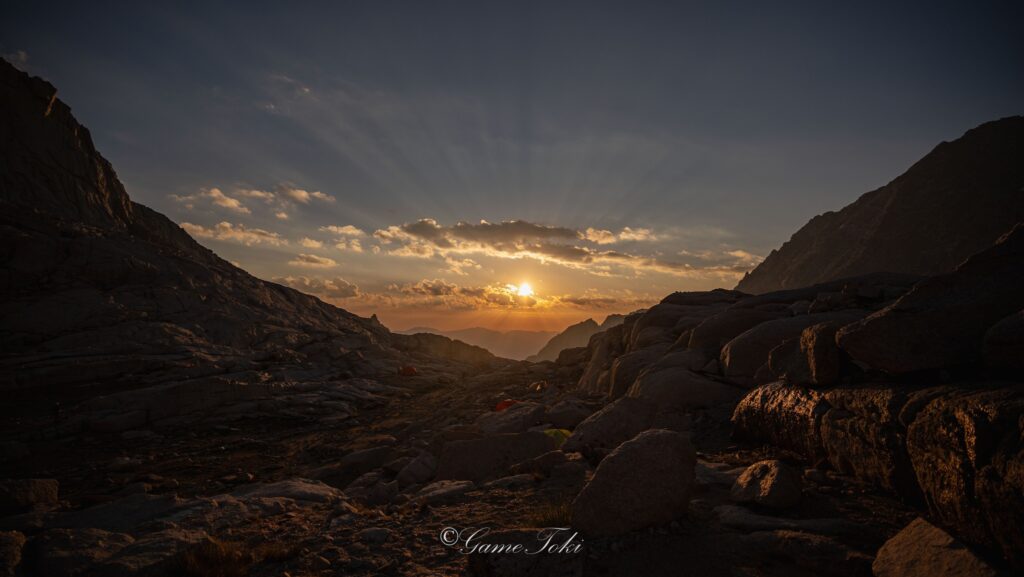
[4,1,1022,331]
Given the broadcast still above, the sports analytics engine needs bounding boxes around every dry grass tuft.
[527,500,574,527]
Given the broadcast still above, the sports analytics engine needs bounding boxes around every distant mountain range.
[736,116,1024,294]
[398,314,628,361]
[527,314,626,362]
[395,326,556,360]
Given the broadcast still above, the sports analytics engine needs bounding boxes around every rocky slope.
[736,116,1024,294]
[0,58,497,413]
[527,314,625,362]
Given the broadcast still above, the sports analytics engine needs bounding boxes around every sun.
[516,282,534,297]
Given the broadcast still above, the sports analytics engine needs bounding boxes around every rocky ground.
[5,245,1021,575]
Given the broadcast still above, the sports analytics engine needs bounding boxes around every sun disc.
[517,282,534,297]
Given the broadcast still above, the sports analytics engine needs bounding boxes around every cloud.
[584,228,617,244]
[275,211,289,220]
[370,218,756,280]
[321,224,367,237]
[334,238,364,252]
[181,221,286,246]
[274,275,359,298]
[171,187,251,214]
[282,187,334,204]
[443,256,481,276]
[300,237,323,248]
[288,253,337,268]
[618,227,658,241]
[401,278,459,296]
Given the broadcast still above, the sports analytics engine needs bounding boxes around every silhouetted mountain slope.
[0,59,494,396]
[736,116,1024,294]
[528,315,626,362]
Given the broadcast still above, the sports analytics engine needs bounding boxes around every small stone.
[730,460,802,509]
[357,527,391,544]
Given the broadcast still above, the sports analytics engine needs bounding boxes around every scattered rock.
[730,460,802,509]
[93,528,207,576]
[475,402,546,434]
[232,478,344,503]
[872,517,998,577]
[29,528,135,577]
[414,480,475,505]
[571,429,696,537]
[484,474,535,489]
[396,451,437,488]
[509,451,570,477]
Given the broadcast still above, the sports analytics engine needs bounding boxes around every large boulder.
[562,397,657,462]
[543,399,592,430]
[576,323,629,394]
[571,430,696,537]
[730,460,802,509]
[720,312,863,384]
[608,345,669,399]
[627,367,742,411]
[837,224,1024,374]
[819,386,924,500]
[872,518,998,577]
[731,383,830,460]
[435,432,556,483]
[687,309,784,352]
[801,321,847,386]
[906,385,1024,568]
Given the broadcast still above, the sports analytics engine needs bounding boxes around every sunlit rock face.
[737,116,1024,294]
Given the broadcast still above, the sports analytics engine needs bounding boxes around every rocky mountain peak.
[0,59,135,230]
[736,116,1024,294]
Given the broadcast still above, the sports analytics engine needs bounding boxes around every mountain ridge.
[736,116,1024,294]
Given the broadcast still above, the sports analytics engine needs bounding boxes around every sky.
[3,1,1022,332]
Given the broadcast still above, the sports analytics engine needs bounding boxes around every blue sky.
[4,1,1022,330]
